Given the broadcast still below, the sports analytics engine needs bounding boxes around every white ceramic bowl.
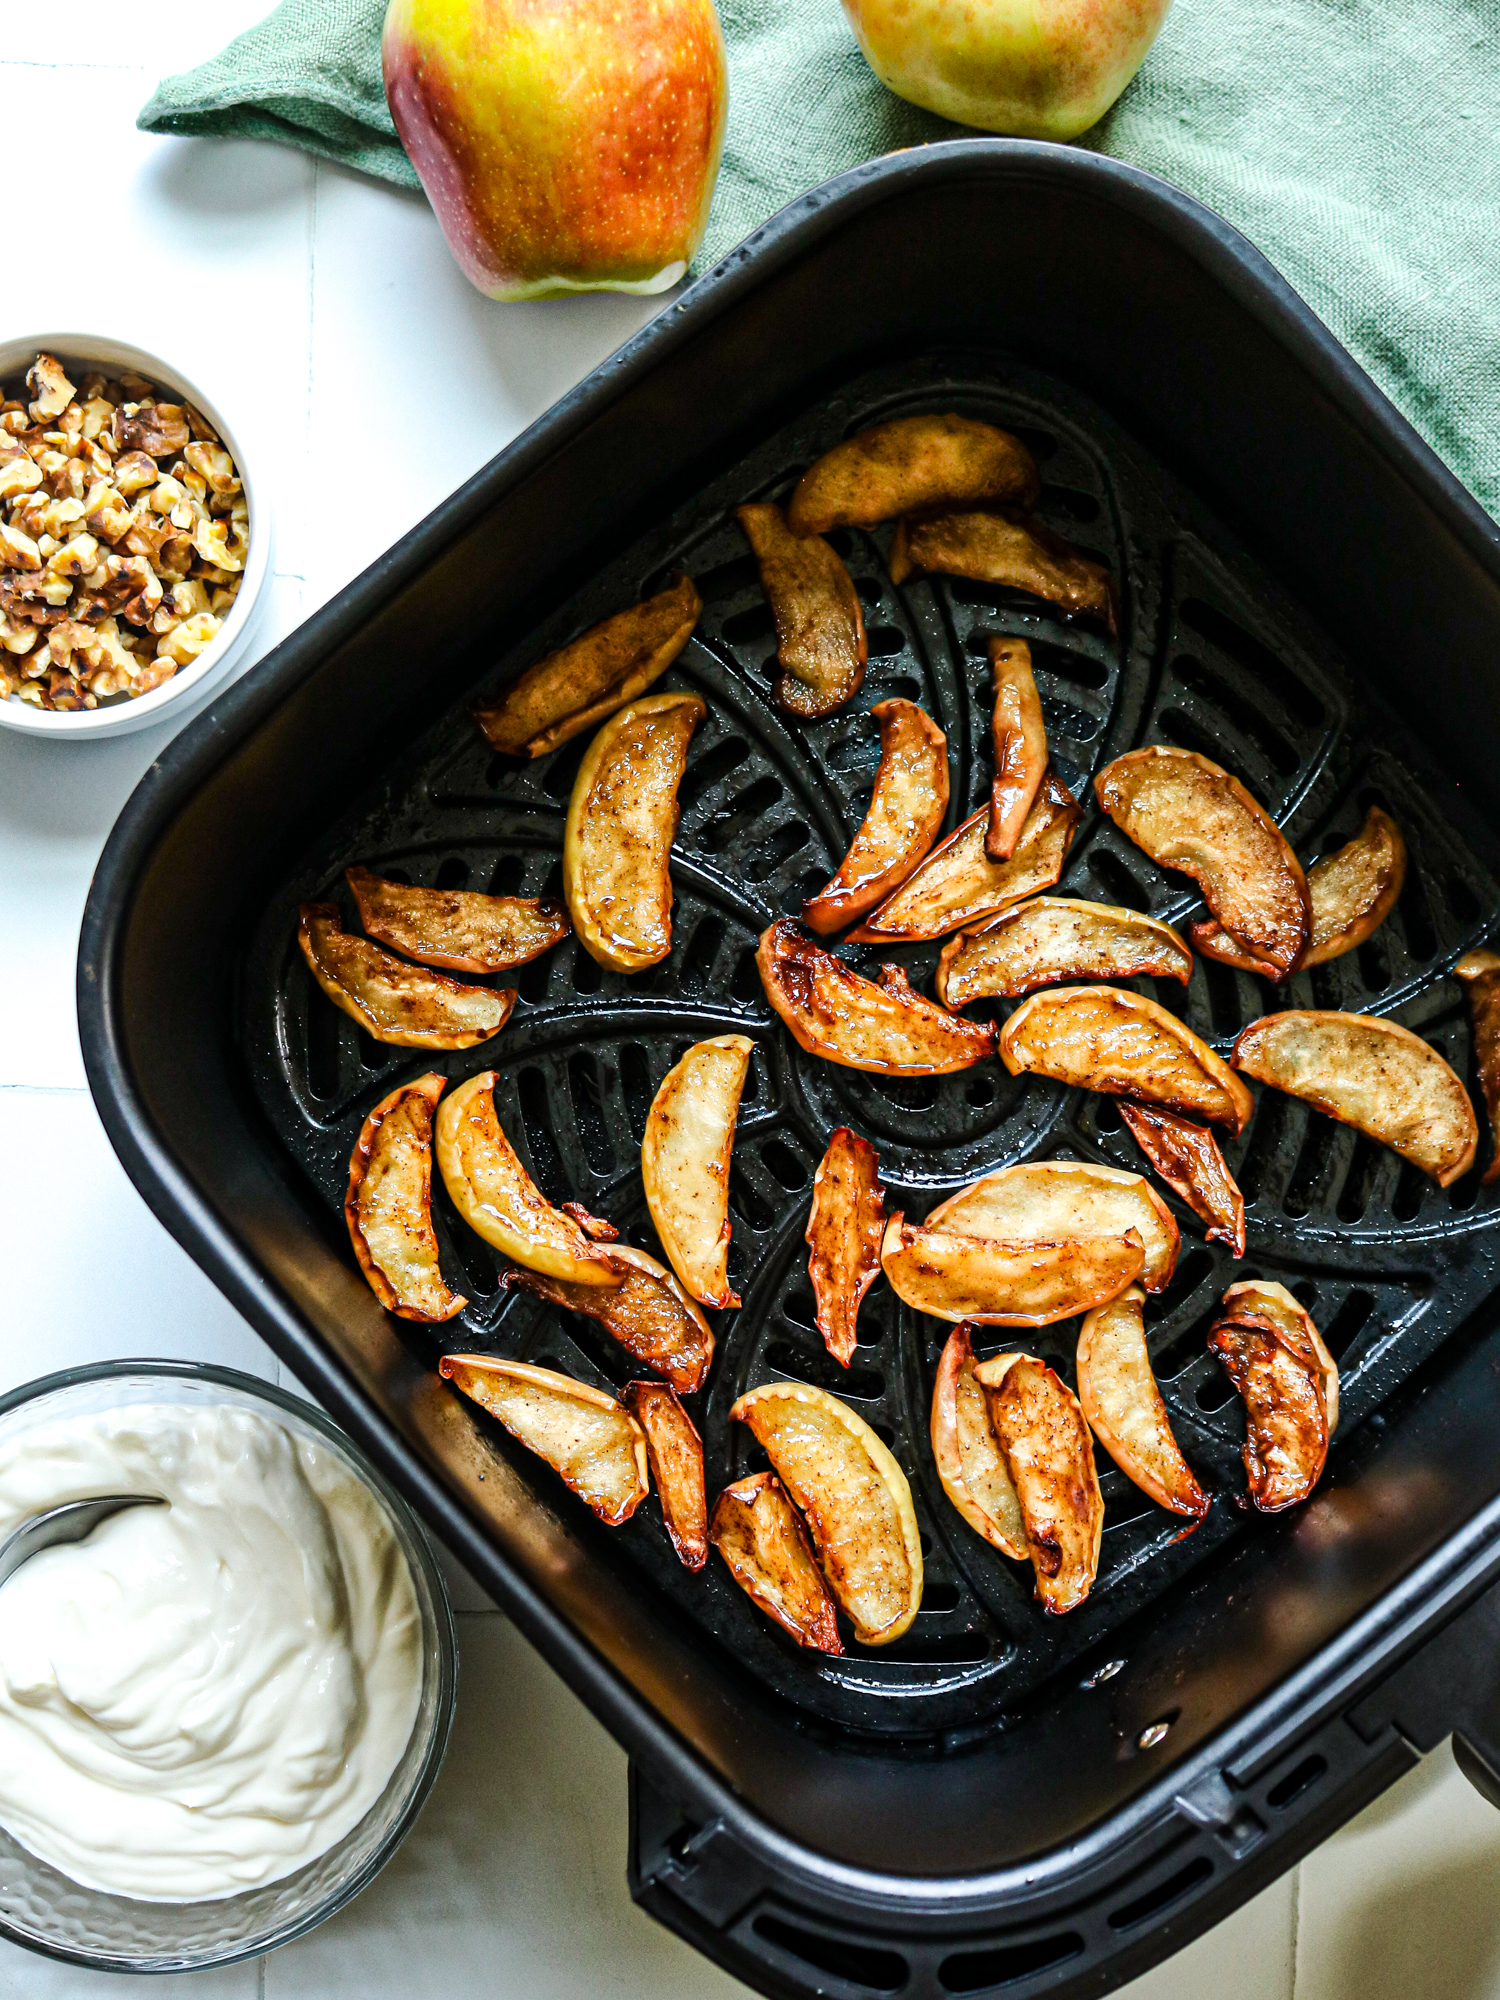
[0,332,273,739]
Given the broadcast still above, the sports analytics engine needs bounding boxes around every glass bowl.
[0,1360,456,1973]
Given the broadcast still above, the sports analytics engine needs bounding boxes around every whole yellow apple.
[383,0,728,300]
[837,0,1172,139]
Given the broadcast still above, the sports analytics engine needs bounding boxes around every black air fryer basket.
[80,144,1500,2000]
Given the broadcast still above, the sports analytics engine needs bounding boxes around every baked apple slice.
[498,1243,714,1394]
[1119,1102,1246,1256]
[1208,1281,1337,1512]
[346,864,571,974]
[622,1381,708,1569]
[936,897,1192,1006]
[803,700,949,934]
[1096,747,1310,977]
[805,1127,887,1366]
[1221,1279,1339,1433]
[345,1073,466,1322]
[889,512,1115,628]
[299,904,514,1050]
[930,1324,1027,1559]
[1232,1010,1477,1185]
[1076,1284,1207,1518]
[850,772,1081,943]
[925,1160,1179,1292]
[438,1356,649,1525]
[881,1212,1145,1324]
[1000,986,1255,1133]
[641,1034,754,1308]
[472,575,700,757]
[1194,806,1408,975]
[786,413,1039,536]
[1456,949,1500,1183]
[736,501,866,719]
[757,920,996,1073]
[709,1473,843,1653]
[972,1354,1104,1614]
[986,638,1047,860]
[435,1071,620,1285]
[730,1383,923,1644]
[563,691,705,972]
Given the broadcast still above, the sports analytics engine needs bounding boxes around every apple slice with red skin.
[805,1127,887,1366]
[709,1473,843,1653]
[925,1160,1179,1292]
[641,1034,753,1308]
[930,1324,1027,1559]
[889,511,1115,628]
[439,1357,649,1525]
[936,897,1192,1005]
[803,700,949,934]
[986,638,1047,859]
[346,1073,466,1322]
[786,414,1039,536]
[881,1212,1145,1324]
[1076,1283,1207,1519]
[1119,1102,1246,1257]
[973,1354,1104,1615]
[757,920,996,1074]
[299,904,514,1049]
[1456,949,1500,1184]
[736,501,866,719]
[346,864,570,974]
[1193,806,1407,977]
[498,1244,713,1395]
[622,1381,708,1569]
[1208,1281,1337,1512]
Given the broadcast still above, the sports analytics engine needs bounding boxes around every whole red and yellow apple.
[837,0,1172,139]
[383,0,728,300]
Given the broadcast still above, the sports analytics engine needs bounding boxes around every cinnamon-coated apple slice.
[1456,949,1500,1184]
[736,501,866,718]
[889,512,1114,628]
[346,864,571,974]
[563,691,705,971]
[730,1382,923,1644]
[435,1071,620,1285]
[471,575,700,757]
[757,920,996,1073]
[345,1073,466,1322]
[986,638,1047,860]
[1207,1282,1336,1512]
[935,897,1192,1006]
[850,771,1081,943]
[805,1126,887,1366]
[1096,747,1310,976]
[438,1357,648,1525]
[299,904,515,1050]
[1119,1102,1246,1256]
[641,1034,753,1308]
[1000,986,1255,1133]
[973,1354,1104,1614]
[1221,1279,1339,1434]
[786,413,1040,536]
[709,1473,843,1653]
[881,1213,1144,1324]
[803,700,949,934]
[498,1243,714,1394]
[930,1324,1027,1559]
[1232,1009,1477,1185]
[1076,1284,1207,1518]
[926,1160,1179,1291]
[622,1380,708,1569]
[1193,806,1407,976]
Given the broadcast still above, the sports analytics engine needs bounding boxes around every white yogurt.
[0,1401,423,1901]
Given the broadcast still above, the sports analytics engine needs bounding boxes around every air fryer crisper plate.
[242,353,1500,1737]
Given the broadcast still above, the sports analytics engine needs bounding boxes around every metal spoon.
[0,1494,167,1592]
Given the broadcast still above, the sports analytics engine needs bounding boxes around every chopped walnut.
[158,609,221,666]
[27,354,74,423]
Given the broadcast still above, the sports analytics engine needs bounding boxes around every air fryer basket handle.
[1349,1567,1500,1809]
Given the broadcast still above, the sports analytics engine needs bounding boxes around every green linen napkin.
[139,0,1500,519]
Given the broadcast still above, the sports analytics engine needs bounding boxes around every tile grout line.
[1289,1859,1303,1997]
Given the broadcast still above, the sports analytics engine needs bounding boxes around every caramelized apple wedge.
[850,772,1081,943]
[1195,806,1407,976]
[299,904,514,1050]
[563,692,705,972]
[498,1244,714,1394]
[803,700,949,934]
[1000,986,1255,1133]
[346,865,570,974]
[736,501,866,719]
[1221,1279,1339,1434]
[973,1354,1104,1614]
[757,920,996,1074]
[930,1324,1027,1559]
[889,512,1114,628]
[346,1073,466,1322]
[926,1160,1179,1291]
[622,1381,708,1569]
[986,639,1047,860]
[472,575,700,758]
[1119,1102,1246,1256]
[642,1034,753,1308]
[1208,1281,1336,1512]
[1096,747,1310,976]
[438,1357,648,1525]
[805,1127,887,1366]
[731,1383,923,1644]
[435,1071,619,1286]
[1076,1284,1207,1519]
[786,413,1039,536]
[881,1213,1144,1324]
[709,1473,843,1653]
[1456,949,1500,1183]
[1232,1009,1477,1185]
[936,897,1192,1006]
